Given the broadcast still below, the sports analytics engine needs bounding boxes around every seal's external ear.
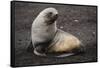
[27,41,34,53]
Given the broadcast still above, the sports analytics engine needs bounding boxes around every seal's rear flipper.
[72,43,86,55]
[27,41,34,53]
[78,43,86,53]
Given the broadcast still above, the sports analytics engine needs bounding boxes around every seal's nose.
[55,14,58,17]
[54,14,58,19]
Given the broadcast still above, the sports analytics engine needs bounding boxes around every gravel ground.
[13,1,97,67]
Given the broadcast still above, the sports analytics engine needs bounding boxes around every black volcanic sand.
[14,1,97,67]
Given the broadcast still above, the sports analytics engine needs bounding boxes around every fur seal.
[27,7,85,57]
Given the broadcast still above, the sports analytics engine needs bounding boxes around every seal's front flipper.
[27,41,34,53]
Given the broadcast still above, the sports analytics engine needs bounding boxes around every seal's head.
[39,7,58,24]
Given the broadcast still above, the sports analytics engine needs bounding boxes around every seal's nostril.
[54,14,58,18]
[55,14,58,17]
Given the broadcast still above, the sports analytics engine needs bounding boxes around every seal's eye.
[46,12,53,18]
[49,12,52,15]
[48,12,53,16]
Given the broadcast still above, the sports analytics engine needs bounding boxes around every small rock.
[93,32,95,34]
[74,19,79,22]
[92,32,96,36]
[60,26,64,29]
[78,32,81,35]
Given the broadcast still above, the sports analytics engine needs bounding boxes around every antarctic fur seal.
[27,7,85,57]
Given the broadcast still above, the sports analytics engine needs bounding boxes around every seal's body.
[27,7,85,57]
[47,29,81,53]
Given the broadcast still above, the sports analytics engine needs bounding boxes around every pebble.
[92,32,96,36]
[74,19,79,22]
[60,26,64,29]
